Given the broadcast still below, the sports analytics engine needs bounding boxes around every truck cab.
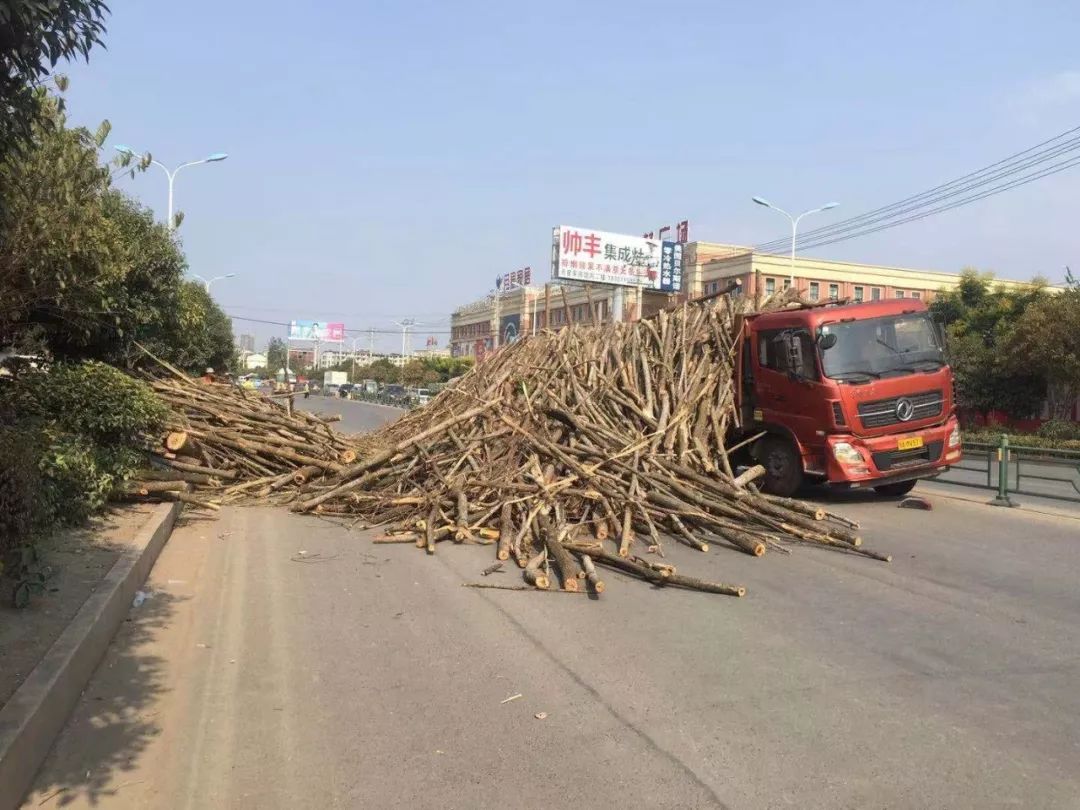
[738,298,961,496]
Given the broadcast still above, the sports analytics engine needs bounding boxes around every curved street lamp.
[752,197,839,286]
[114,144,228,230]
[192,273,236,293]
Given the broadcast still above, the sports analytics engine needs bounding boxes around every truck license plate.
[897,436,924,451]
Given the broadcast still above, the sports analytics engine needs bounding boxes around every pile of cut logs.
[115,374,362,511]
[127,292,889,597]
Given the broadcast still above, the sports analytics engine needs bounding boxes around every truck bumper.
[823,415,962,488]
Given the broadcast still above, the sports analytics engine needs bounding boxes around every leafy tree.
[0,93,233,372]
[358,358,398,384]
[266,337,288,376]
[1004,285,1080,420]
[0,95,117,347]
[402,360,426,386]
[930,269,1048,418]
[165,282,235,372]
[0,0,109,155]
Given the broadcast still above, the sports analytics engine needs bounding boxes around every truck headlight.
[948,425,961,448]
[832,442,864,464]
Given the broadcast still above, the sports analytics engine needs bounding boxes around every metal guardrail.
[939,435,1080,504]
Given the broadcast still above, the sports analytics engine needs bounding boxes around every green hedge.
[961,430,1080,452]
[10,360,167,443]
[0,361,165,547]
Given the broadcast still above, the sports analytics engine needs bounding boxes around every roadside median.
[0,501,181,810]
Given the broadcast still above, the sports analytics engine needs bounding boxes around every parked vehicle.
[338,383,355,398]
[383,384,406,404]
[736,298,961,497]
[324,370,347,387]
[323,384,339,397]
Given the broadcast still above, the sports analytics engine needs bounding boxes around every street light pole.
[191,273,237,293]
[351,336,363,381]
[395,319,415,380]
[114,145,228,230]
[751,197,839,287]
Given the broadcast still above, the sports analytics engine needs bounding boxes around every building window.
[765,278,776,295]
[828,283,839,300]
[809,282,820,300]
[895,290,905,299]
[854,285,864,302]
[911,291,922,300]
[872,288,882,301]
[783,278,791,290]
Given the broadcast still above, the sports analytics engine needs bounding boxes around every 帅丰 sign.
[551,226,662,289]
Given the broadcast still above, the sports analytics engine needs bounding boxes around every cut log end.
[164,430,189,452]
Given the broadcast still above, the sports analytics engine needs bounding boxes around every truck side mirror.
[783,332,804,379]
[818,332,837,350]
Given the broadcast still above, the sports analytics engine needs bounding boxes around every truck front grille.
[858,390,943,428]
[871,440,944,472]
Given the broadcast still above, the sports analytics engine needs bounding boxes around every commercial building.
[243,352,267,371]
[413,345,452,360]
[450,243,1052,359]
[236,333,256,354]
[686,243,1045,304]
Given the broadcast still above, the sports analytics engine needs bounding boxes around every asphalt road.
[22,408,1080,808]
[296,395,405,434]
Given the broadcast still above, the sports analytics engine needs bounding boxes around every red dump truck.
[735,297,962,496]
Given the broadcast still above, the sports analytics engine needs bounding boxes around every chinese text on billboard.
[551,226,662,289]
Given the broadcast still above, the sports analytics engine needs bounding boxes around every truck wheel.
[873,480,917,497]
[758,436,802,497]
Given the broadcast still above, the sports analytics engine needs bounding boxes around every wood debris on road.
[130,291,890,600]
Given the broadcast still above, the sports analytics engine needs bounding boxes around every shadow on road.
[30,589,185,808]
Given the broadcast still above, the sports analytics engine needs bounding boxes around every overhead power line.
[794,152,1080,253]
[754,122,1080,254]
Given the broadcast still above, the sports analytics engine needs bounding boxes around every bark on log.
[579,554,605,593]
[732,465,766,489]
[537,512,579,591]
[497,503,513,561]
[524,550,551,590]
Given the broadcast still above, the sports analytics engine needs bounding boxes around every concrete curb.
[0,501,181,810]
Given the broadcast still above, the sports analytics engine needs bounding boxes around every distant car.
[338,383,355,398]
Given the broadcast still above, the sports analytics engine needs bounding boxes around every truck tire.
[757,436,803,497]
[873,479,918,497]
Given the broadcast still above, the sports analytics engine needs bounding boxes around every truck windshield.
[819,313,944,380]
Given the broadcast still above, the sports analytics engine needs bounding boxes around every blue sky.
[63,0,1080,350]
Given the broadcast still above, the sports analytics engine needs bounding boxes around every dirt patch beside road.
[0,507,157,708]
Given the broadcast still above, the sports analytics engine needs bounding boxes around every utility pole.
[368,327,375,363]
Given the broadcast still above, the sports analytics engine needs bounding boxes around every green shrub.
[961,430,1080,452]
[14,361,167,444]
[0,362,164,540]
[1036,419,1080,442]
